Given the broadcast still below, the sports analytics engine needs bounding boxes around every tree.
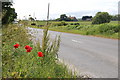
[2,2,17,24]
[60,14,67,21]
[111,14,120,21]
[82,16,92,21]
[92,12,112,24]
[59,14,71,21]
[56,14,71,21]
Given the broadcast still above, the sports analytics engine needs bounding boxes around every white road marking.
[72,39,83,43]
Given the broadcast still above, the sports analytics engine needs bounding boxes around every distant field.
[31,21,118,26]
[32,21,92,25]
[109,21,118,25]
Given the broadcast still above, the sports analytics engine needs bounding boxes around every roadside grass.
[29,21,119,39]
[50,23,119,39]
[2,24,77,78]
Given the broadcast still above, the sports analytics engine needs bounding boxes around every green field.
[30,20,92,25]
[28,21,119,39]
[29,21,117,25]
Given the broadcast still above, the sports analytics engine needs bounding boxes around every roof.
[69,17,77,19]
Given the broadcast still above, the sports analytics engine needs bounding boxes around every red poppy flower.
[25,45,30,49]
[14,43,20,48]
[38,52,44,57]
[29,47,32,50]
[25,45,32,52]
[26,48,31,52]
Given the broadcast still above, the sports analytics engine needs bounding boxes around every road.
[28,27,118,78]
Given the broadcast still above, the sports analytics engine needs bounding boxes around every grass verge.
[2,24,78,78]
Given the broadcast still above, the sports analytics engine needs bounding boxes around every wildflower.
[26,48,31,52]
[29,47,32,50]
[38,52,44,57]
[25,45,30,49]
[25,45,32,52]
[14,43,19,48]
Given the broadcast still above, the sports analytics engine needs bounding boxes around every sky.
[13,0,119,20]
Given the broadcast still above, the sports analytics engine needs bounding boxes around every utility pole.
[47,3,50,25]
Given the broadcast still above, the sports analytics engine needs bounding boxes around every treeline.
[53,12,119,24]
[56,14,78,21]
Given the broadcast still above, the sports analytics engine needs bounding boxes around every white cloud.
[13,0,119,20]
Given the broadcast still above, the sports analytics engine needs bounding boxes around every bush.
[92,12,112,24]
[74,23,80,25]
[52,21,68,26]
[98,24,120,34]
[70,23,74,25]
[70,23,80,25]
[31,23,36,25]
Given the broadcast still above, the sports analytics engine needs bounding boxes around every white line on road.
[72,39,83,43]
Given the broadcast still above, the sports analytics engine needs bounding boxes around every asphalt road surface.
[28,27,118,78]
